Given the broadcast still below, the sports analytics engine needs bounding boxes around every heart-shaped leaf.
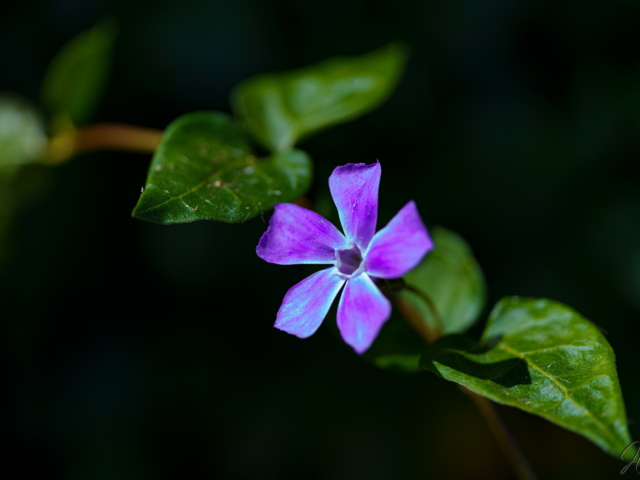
[40,20,116,125]
[421,297,631,457]
[399,226,486,335]
[231,42,408,151]
[0,94,47,167]
[132,111,312,224]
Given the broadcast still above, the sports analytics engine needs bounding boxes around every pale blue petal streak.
[329,161,381,251]
[337,273,391,354]
[257,203,347,264]
[365,200,433,278]
[275,267,345,338]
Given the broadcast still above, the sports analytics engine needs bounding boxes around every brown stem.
[45,123,163,164]
[463,389,538,480]
[74,123,163,154]
[393,289,538,480]
[403,284,445,333]
[388,292,439,343]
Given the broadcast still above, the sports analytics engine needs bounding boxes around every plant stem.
[463,388,538,480]
[45,123,163,164]
[392,288,538,480]
[403,284,445,333]
[389,291,439,343]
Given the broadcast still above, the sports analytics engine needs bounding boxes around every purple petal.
[329,161,381,251]
[337,273,391,354]
[365,201,433,279]
[257,203,347,265]
[275,267,345,338]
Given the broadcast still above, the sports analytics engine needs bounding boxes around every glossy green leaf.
[399,226,486,335]
[231,42,408,151]
[0,94,47,167]
[421,297,631,457]
[132,111,312,224]
[41,21,116,125]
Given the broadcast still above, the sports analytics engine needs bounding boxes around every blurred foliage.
[401,225,486,335]
[232,42,407,151]
[0,94,47,167]
[40,20,116,127]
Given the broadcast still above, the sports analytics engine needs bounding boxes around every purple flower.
[256,161,433,354]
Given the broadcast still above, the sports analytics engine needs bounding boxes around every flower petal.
[275,267,345,338]
[329,161,381,251]
[257,203,347,265]
[365,200,433,278]
[337,273,391,354]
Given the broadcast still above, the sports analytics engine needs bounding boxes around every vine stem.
[44,123,163,164]
[463,388,538,480]
[402,284,445,333]
[388,289,538,480]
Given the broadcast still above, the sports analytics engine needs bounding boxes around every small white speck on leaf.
[155,165,162,172]
[194,206,198,211]
[246,206,250,210]
[214,180,222,188]
[141,187,144,193]
[274,190,281,195]
[244,166,254,174]
[164,190,169,193]
[205,199,211,203]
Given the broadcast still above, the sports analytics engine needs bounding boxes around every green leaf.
[0,94,47,167]
[231,42,408,151]
[363,310,426,373]
[132,111,313,224]
[399,226,486,335]
[40,20,116,125]
[421,297,631,457]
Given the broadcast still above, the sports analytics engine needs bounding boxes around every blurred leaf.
[132,111,312,224]
[41,20,116,125]
[0,94,48,167]
[231,42,408,151]
[421,297,631,457]
[362,309,426,373]
[374,353,421,372]
[0,166,18,265]
[400,226,486,335]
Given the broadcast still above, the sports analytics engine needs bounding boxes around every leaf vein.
[499,342,619,445]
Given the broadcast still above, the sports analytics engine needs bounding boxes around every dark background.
[2,0,640,478]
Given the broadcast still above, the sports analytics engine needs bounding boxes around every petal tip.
[274,320,314,339]
[330,160,380,177]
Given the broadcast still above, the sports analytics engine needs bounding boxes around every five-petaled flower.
[256,161,433,353]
